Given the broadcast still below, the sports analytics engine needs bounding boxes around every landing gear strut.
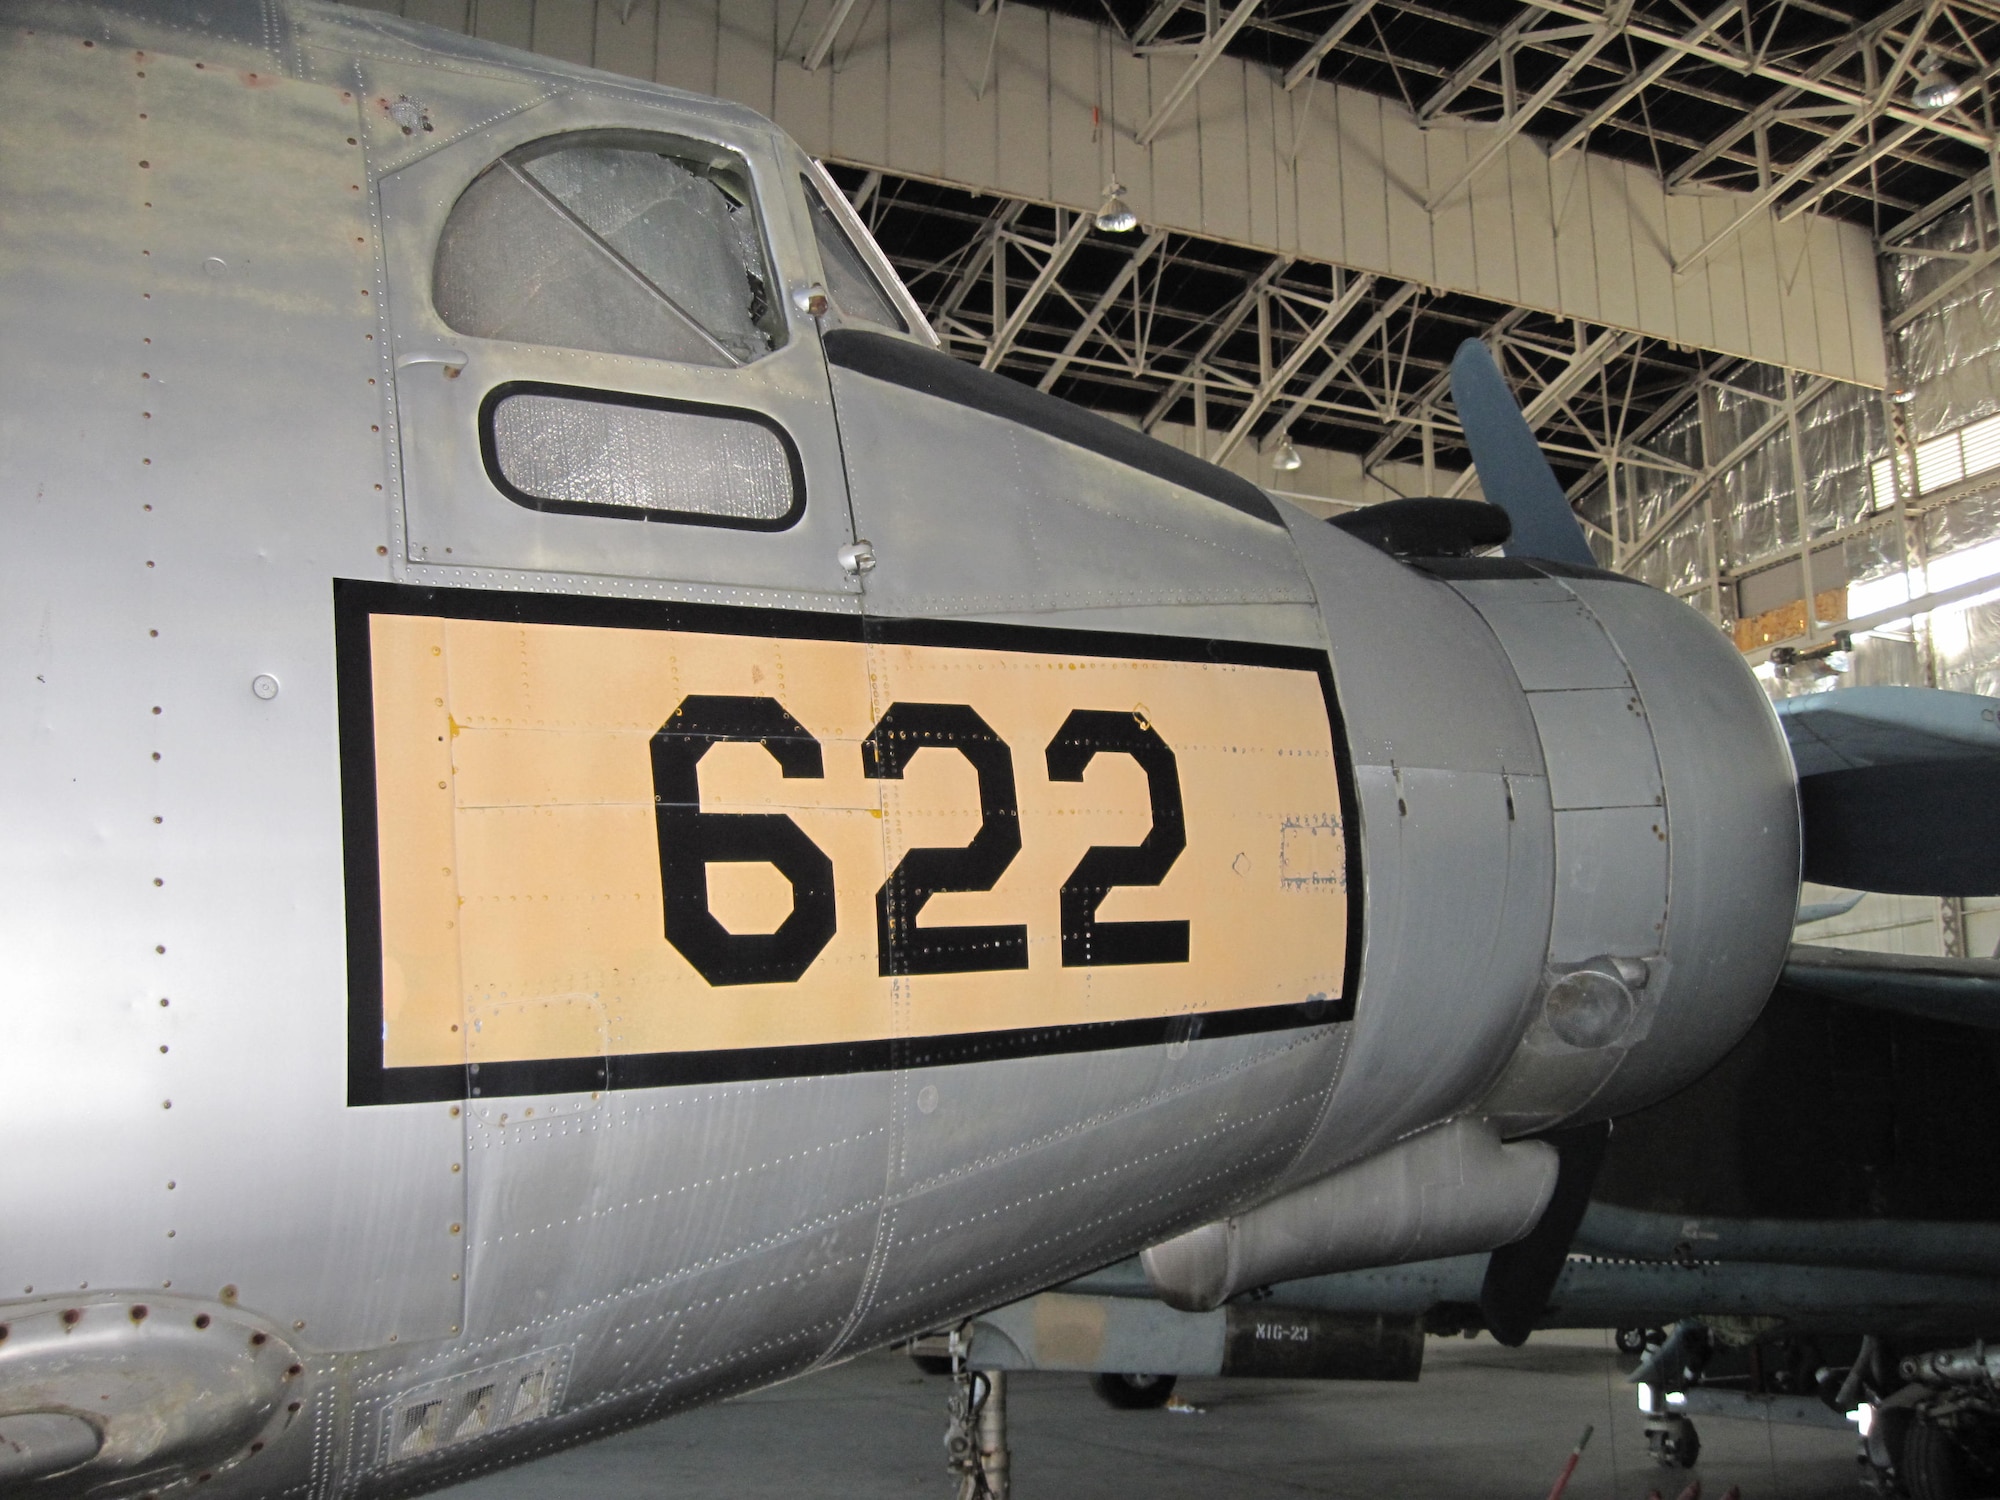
[944,1330,1008,1500]
[1634,1330,1701,1469]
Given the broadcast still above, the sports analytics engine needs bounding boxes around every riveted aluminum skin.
[0,4,1799,1497]
[1273,510,1557,1182]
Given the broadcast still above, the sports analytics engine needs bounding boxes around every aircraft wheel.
[1616,1327,1649,1354]
[1646,1415,1700,1469]
[1902,1420,1973,1500]
[1090,1373,1177,1410]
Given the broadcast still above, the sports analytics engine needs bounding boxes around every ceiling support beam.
[1574,351,1732,490]
[1141,255,1294,430]
[1783,53,2000,220]
[1663,18,1896,187]
[1669,6,1999,213]
[1426,3,1631,212]
[1779,117,1931,220]
[1674,110,1879,272]
[1888,237,2000,331]
[1036,229,1168,391]
[1266,281,1421,439]
[1362,309,1531,469]
[1884,158,1997,246]
[1282,0,1377,91]
[1419,10,1538,125]
[1136,0,1263,144]
[1211,273,1375,463]
[982,207,1099,370]
[1673,15,1935,273]
[1547,0,1737,158]
[1521,0,1991,151]
[1132,0,1185,48]
[801,0,860,72]
[934,201,1026,338]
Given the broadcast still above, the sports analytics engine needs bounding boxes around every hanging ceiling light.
[1914,53,1963,111]
[1095,182,1138,234]
[1271,433,1303,472]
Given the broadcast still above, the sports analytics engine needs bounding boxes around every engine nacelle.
[1236,512,1797,1206]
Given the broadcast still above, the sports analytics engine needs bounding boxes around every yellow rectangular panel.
[339,583,1355,1102]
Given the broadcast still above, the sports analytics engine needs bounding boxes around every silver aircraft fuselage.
[0,3,1797,1496]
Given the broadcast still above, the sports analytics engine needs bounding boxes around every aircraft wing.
[1777,687,2000,895]
[1776,686,2000,776]
[1781,943,2000,1028]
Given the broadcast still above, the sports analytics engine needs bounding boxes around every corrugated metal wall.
[366,0,1885,385]
[1727,194,2000,705]
[1733,196,2000,961]
[1583,371,1888,619]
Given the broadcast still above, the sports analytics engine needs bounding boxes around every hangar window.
[481,383,803,529]
[803,176,907,333]
[433,132,785,366]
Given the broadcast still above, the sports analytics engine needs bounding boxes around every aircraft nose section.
[1459,571,1799,1133]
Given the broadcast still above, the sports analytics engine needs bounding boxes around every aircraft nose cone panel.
[1459,567,1799,1131]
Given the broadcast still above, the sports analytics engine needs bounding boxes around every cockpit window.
[803,176,907,333]
[434,131,785,366]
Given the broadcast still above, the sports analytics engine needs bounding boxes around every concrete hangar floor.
[439,1334,1856,1499]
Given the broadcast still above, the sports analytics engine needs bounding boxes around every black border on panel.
[337,578,1362,1106]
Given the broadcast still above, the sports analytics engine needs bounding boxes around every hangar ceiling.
[806,0,1998,514]
[1034,0,1999,228]
[830,160,1704,498]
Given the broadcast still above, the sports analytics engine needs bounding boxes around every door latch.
[395,349,469,378]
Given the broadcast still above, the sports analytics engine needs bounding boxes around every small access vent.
[379,1349,567,1468]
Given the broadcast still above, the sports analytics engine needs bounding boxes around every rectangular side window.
[482,384,804,531]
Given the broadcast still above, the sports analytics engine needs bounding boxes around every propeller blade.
[1449,340,1596,568]
[1478,1120,1609,1347]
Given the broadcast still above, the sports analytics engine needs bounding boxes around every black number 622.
[650,695,1190,988]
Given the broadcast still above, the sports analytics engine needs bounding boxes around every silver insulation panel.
[435,144,777,368]
[490,393,796,523]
